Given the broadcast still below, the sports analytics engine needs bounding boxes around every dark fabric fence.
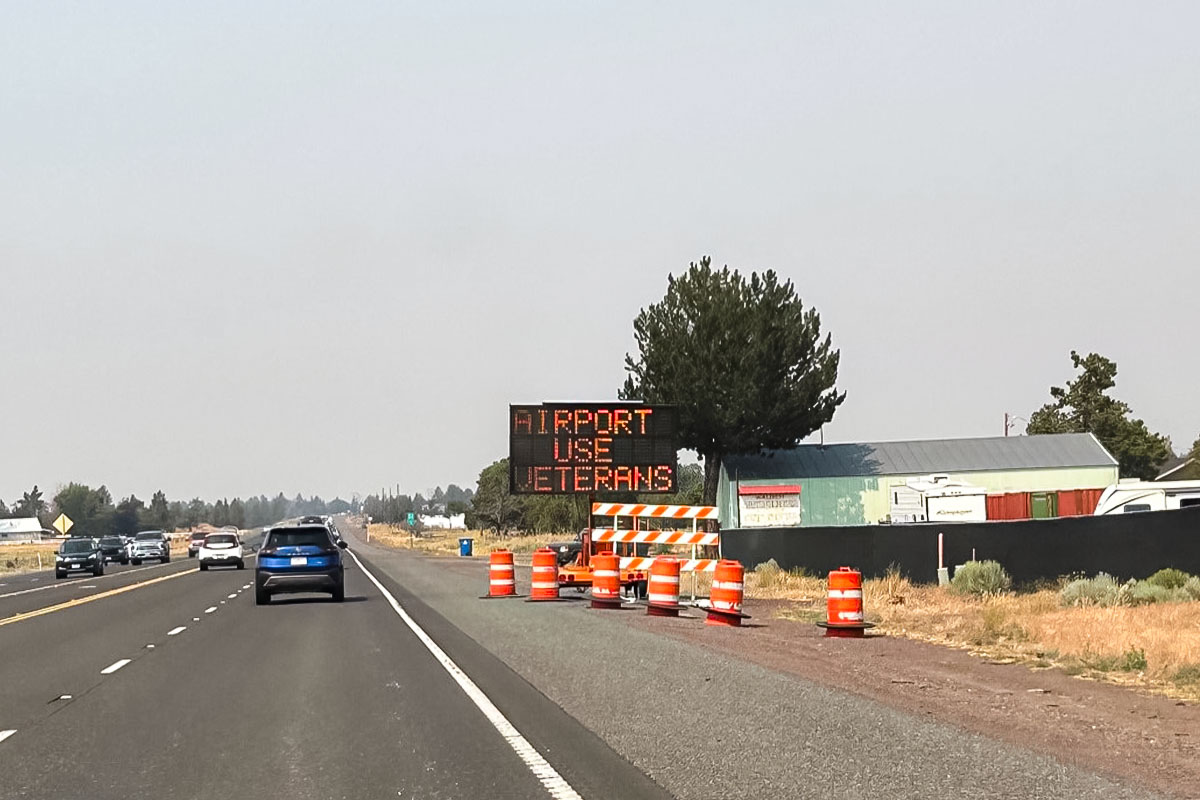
[721,508,1200,584]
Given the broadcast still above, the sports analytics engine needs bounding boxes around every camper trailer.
[1093,480,1200,515]
[889,475,988,523]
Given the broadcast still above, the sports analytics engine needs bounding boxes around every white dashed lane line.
[0,730,16,745]
[100,659,131,675]
[204,606,217,614]
[167,626,186,636]
[227,594,237,599]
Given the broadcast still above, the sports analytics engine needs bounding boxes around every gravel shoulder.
[346,525,1181,800]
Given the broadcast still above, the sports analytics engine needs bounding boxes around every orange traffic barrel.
[528,547,560,602]
[590,552,622,609]
[705,560,750,627]
[482,549,517,598]
[816,566,874,637]
[646,556,681,617]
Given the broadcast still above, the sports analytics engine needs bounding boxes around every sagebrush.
[951,560,1012,596]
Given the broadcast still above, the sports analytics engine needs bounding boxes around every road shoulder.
[347,526,1166,800]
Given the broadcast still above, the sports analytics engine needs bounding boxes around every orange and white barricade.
[591,502,720,604]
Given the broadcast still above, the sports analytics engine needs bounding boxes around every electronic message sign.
[509,403,678,494]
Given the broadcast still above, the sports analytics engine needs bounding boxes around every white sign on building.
[738,485,802,528]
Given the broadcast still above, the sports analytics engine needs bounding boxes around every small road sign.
[406,512,415,526]
[53,513,74,535]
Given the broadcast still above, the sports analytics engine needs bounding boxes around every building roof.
[723,433,1118,481]
[1157,456,1198,481]
[0,517,43,535]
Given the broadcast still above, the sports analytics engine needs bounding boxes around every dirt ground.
[628,600,1200,800]
[403,545,1200,799]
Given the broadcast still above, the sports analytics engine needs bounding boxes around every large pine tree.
[621,257,844,505]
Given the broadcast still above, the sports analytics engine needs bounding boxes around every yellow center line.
[0,569,194,628]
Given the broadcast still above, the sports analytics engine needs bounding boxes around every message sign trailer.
[509,403,678,495]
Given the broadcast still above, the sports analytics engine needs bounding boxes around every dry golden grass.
[0,542,61,574]
[746,564,1200,700]
[366,524,564,559]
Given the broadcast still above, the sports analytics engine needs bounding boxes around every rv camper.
[889,475,988,523]
[1092,480,1200,515]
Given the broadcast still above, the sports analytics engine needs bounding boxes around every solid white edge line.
[347,549,583,800]
[100,659,131,675]
[0,730,15,744]
[167,626,186,635]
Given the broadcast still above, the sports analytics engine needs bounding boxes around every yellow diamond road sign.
[53,513,74,535]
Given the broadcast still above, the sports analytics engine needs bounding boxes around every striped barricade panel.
[591,503,718,519]
[590,529,720,546]
[620,557,717,573]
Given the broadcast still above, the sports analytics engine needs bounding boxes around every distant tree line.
[361,484,474,526]
[0,484,358,538]
[463,459,704,535]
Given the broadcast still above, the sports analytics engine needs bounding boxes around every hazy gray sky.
[3,2,1197,504]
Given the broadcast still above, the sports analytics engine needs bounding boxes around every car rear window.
[62,540,93,553]
[99,537,121,545]
[135,531,163,540]
[266,529,331,548]
[206,534,238,545]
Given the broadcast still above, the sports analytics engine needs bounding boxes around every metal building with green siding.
[718,433,1118,528]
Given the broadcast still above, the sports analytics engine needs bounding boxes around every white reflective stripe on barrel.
[827,589,862,598]
[489,578,515,585]
[650,575,680,585]
[712,600,742,611]
[531,582,559,589]
[593,570,620,578]
[713,580,743,591]
[837,611,865,621]
[648,593,678,604]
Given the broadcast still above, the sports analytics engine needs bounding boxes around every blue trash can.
[458,537,474,557]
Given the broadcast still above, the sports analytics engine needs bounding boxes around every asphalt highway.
[1,520,1167,799]
[0,527,670,800]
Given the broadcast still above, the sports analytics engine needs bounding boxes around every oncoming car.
[129,530,170,565]
[255,524,347,605]
[98,535,129,565]
[198,532,245,571]
[56,538,104,578]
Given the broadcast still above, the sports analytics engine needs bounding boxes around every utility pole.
[1004,413,1026,437]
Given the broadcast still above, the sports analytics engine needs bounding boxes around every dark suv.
[56,538,104,578]
[255,524,348,605]
[98,536,129,565]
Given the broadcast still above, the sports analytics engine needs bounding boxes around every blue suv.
[255,524,348,605]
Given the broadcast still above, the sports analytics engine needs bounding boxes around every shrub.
[1081,646,1146,673]
[754,559,783,588]
[951,560,1012,596]
[1183,576,1200,601]
[1060,573,1121,607]
[1119,646,1148,672]
[1145,568,1192,590]
[1174,664,1200,686]
[1128,581,1177,606]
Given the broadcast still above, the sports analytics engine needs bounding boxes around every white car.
[198,532,245,571]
